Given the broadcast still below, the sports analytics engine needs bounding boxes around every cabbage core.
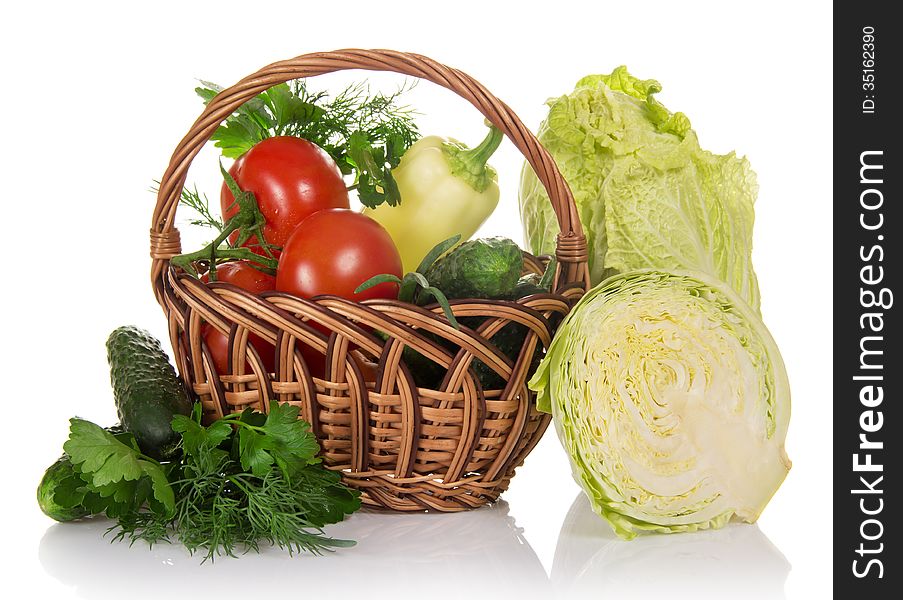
[531,270,790,539]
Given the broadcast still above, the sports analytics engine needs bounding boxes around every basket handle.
[150,49,589,302]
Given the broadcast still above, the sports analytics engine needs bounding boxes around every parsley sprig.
[59,423,175,519]
[197,79,419,208]
[55,402,360,562]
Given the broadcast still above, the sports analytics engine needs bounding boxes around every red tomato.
[201,262,277,375]
[276,209,402,301]
[276,210,403,378]
[205,260,277,294]
[221,136,350,253]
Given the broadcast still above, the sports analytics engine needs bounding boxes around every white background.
[1,1,832,598]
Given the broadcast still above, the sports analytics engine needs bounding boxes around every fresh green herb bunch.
[57,423,175,520]
[196,79,420,208]
[55,402,360,562]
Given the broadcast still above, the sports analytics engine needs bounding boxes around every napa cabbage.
[519,67,761,311]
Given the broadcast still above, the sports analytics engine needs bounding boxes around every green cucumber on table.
[36,455,90,522]
[106,326,193,460]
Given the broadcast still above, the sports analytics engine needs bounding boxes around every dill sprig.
[196,78,420,208]
[179,184,225,232]
[109,402,360,563]
[149,180,226,238]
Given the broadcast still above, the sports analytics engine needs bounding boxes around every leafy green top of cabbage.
[529,270,790,540]
[519,67,761,311]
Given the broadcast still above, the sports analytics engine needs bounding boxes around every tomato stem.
[171,163,280,279]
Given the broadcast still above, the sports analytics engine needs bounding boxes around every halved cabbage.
[530,270,790,540]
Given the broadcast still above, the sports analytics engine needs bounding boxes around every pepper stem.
[444,124,504,193]
[461,125,503,168]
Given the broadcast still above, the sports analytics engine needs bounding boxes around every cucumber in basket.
[106,326,192,460]
[397,239,557,389]
[423,237,524,300]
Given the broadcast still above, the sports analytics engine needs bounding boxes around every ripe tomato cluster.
[203,136,403,376]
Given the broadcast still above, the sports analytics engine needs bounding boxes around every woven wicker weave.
[149,49,589,511]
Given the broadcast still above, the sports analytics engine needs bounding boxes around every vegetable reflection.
[552,493,790,599]
[39,501,550,600]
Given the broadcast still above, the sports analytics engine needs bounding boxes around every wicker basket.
[149,49,589,511]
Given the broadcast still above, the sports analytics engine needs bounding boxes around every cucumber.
[473,323,542,390]
[106,326,192,460]
[507,273,546,300]
[464,267,557,389]
[423,237,523,300]
[404,240,557,389]
[36,455,89,522]
[404,295,553,391]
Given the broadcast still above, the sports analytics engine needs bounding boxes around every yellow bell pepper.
[364,125,503,272]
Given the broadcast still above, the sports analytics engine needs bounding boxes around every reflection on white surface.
[38,492,792,599]
[552,493,791,599]
[39,501,550,600]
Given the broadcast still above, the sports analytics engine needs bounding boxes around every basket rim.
[149,48,590,307]
[164,257,571,376]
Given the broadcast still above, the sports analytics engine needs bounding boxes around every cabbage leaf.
[519,67,761,310]
[529,270,790,539]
